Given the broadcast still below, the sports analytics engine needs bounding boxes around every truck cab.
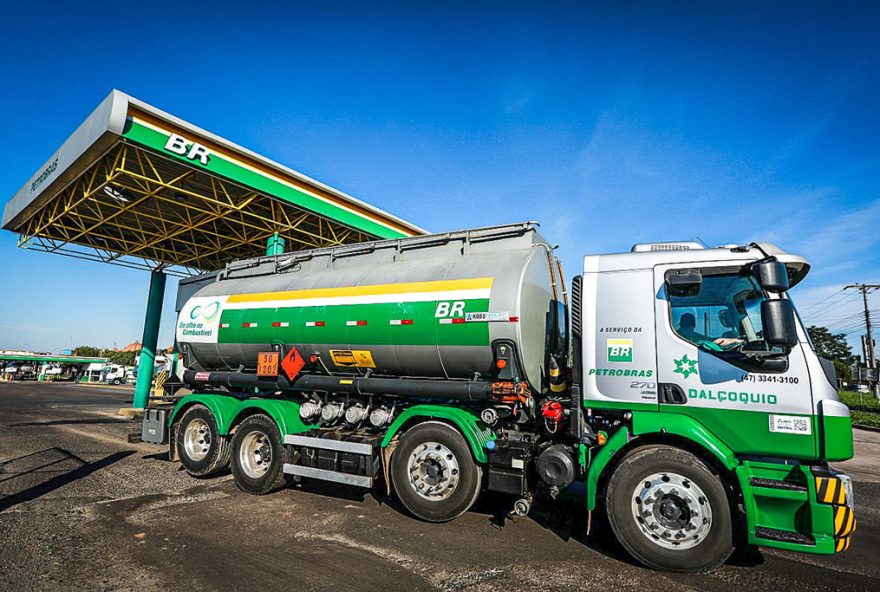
[576,241,855,568]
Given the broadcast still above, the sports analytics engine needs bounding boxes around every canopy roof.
[2,90,425,276]
[0,353,107,364]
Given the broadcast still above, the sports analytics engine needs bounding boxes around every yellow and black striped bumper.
[816,475,848,505]
[815,473,856,552]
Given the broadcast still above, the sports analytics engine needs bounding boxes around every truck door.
[580,264,659,411]
[653,263,816,459]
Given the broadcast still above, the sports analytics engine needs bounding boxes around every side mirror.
[761,299,798,347]
[666,269,702,297]
[753,261,789,293]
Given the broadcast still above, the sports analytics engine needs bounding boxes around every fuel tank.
[176,222,567,392]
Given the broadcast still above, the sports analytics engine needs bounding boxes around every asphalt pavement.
[1,381,877,591]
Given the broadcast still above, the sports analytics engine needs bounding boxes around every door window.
[667,271,783,361]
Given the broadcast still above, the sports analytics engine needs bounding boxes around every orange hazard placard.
[256,352,280,376]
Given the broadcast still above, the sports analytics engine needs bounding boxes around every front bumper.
[815,470,856,551]
[737,461,856,554]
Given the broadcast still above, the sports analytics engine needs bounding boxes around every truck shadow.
[9,418,133,427]
[0,448,135,512]
[475,493,765,569]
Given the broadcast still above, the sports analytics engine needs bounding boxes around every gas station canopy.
[2,90,425,275]
[0,353,107,365]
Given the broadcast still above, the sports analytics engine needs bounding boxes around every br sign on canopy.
[164,133,211,165]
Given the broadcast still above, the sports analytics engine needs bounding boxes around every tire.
[605,445,733,572]
[390,421,482,523]
[230,414,287,495]
[175,404,231,478]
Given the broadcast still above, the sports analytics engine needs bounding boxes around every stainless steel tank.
[176,222,566,392]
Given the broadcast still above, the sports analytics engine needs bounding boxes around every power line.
[817,311,869,326]
[823,311,880,330]
[799,288,846,313]
[802,291,860,321]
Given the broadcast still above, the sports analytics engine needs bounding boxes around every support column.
[266,232,285,256]
[133,270,167,410]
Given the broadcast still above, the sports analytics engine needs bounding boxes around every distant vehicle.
[844,383,870,393]
[102,364,133,385]
[18,364,36,380]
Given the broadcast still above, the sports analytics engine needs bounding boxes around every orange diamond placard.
[281,346,305,381]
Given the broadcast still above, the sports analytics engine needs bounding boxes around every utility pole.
[845,284,880,397]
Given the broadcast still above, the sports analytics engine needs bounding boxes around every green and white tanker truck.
[142,222,855,571]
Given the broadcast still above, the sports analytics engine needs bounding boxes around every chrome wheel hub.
[239,431,273,479]
[408,442,460,501]
[631,472,712,550]
[183,418,211,461]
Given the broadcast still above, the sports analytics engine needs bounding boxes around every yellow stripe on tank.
[227,277,494,303]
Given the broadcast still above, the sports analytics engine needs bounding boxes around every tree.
[807,326,854,381]
[106,350,136,366]
[73,346,102,357]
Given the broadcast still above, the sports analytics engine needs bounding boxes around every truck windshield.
[669,272,776,352]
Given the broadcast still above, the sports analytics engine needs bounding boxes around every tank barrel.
[182,370,493,401]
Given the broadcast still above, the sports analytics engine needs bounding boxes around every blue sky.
[1,1,879,355]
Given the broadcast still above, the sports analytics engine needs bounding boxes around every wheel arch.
[587,412,740,511]
[381,405,494,464]
[227,399,312,437]
[169,394,241,435]
[168,395,241,461]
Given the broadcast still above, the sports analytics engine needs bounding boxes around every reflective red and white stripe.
[271,322,290,328]
[438,316,519,324]
[305,321,325,327]
[220,323,230,328]
[438,318,467,324]
[389,319,413,325]
[242,322,258,328]
[346,320,368,326]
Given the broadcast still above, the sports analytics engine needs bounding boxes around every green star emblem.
[673,354,699,379]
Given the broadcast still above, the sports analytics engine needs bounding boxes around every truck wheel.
[391,421,482,523]
[605,445,733,572]
[176,404,230,477]
[230,414,287,495]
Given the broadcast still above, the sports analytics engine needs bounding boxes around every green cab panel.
[823,415,854,461]
[381,405,495,463]
[659,404,818,460]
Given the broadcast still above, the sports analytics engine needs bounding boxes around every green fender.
[631,411,738,469]
[169,394,313,436]
[169,393,242,435]
[585,410,738,510]
[586,427,631,510]
[380,405,495,463]
[232,398,314,436]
